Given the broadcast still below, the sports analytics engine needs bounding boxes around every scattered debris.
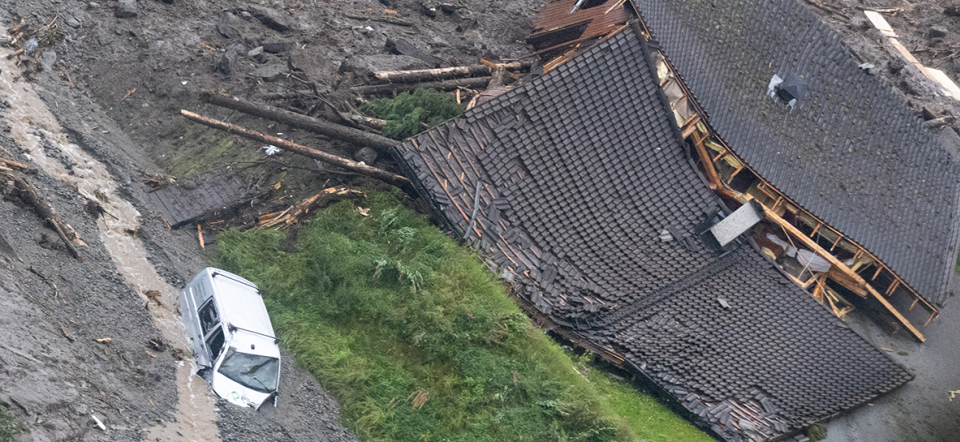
[91,414,106,431]
[144,289,163,307]
[60,325,75,342]
[258,186,363,229]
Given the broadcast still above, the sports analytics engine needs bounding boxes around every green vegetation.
[161,124,260,179]
[0,407,18,442]
[217,191,712,442]
[807,422,828,442]
[360,88,465,139]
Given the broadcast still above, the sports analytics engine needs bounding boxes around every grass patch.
[360,88,465,139]
[217,191,712,442]
[159,123,260,180]
[0,407,18,442]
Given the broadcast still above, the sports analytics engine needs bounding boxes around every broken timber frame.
[635,19,936,342]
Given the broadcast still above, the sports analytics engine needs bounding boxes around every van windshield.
[218,347,280,393]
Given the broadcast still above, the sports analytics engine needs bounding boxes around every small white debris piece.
[91,414,107,431]
[718,298,730,309]
[261,145,281,155]
[181,81,188,85]
[314,159,324,170]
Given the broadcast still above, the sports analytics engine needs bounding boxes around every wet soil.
[0,0,542,441]
[802,0,960,131]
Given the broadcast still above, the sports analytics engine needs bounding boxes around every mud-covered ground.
[0,1,543,441]
[803,0,960,131]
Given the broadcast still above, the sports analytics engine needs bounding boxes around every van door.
[196,298,226,367]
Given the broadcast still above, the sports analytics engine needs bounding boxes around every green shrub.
[807,422,828,442]
[360,88,465,139]
[217,191,712,442]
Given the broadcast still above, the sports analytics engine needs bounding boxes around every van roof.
[207,269,277,342]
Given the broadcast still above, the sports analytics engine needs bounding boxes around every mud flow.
[0,44,220,441]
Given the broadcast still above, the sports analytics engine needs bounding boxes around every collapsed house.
[392,23,913,441]
[623,0,960,342]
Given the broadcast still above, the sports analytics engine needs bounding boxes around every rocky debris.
[263,41,294,54]
[218,12,241,39]
[385,37,438,66]
[928,25,949,39]
[946,5,960,16]
[114,0,137,19]
[247,5,291,32]
[421,1,438,18]
[216,52,237,75]
[253,64,286,81]
[248,45,266,62]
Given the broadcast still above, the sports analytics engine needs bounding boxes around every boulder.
[217,12,241,39]
[114,0,138,19]
[928,25,949,39]
[385,37,438,66]
[263,41,294,53]
[355,147,378,165]
[247,5,291,32]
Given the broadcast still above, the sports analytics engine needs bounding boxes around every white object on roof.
[710,202,763,247]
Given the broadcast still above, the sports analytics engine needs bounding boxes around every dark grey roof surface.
[394,27,912,441]
[630,0,960,305]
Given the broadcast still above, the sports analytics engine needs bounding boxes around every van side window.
[198,300,219,334]
[206,327,225,358]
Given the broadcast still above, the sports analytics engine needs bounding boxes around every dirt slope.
[0,0,542,441]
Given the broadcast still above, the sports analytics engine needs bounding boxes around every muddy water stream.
[0,47,221,441]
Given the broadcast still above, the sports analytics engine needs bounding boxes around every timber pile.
[350,60,533,97]
[1,161,83,262]
[258,186,363,229]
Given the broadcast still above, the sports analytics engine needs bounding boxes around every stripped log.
[350,76,492,96]
[372,61,531,83]
[2,172,82,261]
[0,157,28,171]
[180,110,412,189]
[200,90,397,152]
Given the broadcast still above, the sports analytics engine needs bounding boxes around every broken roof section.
[527,0,633,60]
[631,0,960,306]
[394,26,912,441]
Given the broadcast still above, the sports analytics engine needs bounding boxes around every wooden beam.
[810,223,822,237]
[690,131,721,189]
[866,284,925,342]
[680,114,701,138]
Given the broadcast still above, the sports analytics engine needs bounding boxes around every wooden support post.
[810,223,821,237]
[830,233,843,251]
[729,165,745,180]
[865,284,925,342]
[680,114,701,138]
[909,297,919,311]
[925,311,938,326]
[872,266,883,281]
[885,280,900,296]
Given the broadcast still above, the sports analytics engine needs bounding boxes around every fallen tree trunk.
[2,171,83,262]
[180,110,412,189]
[372,61,531,83]
[350,76,492,96]
[200,90,397,152]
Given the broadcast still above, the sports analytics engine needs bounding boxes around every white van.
[177,268,281,409]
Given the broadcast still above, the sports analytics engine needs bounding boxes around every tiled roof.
[630,0,960,305]
[394,27,912,441]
